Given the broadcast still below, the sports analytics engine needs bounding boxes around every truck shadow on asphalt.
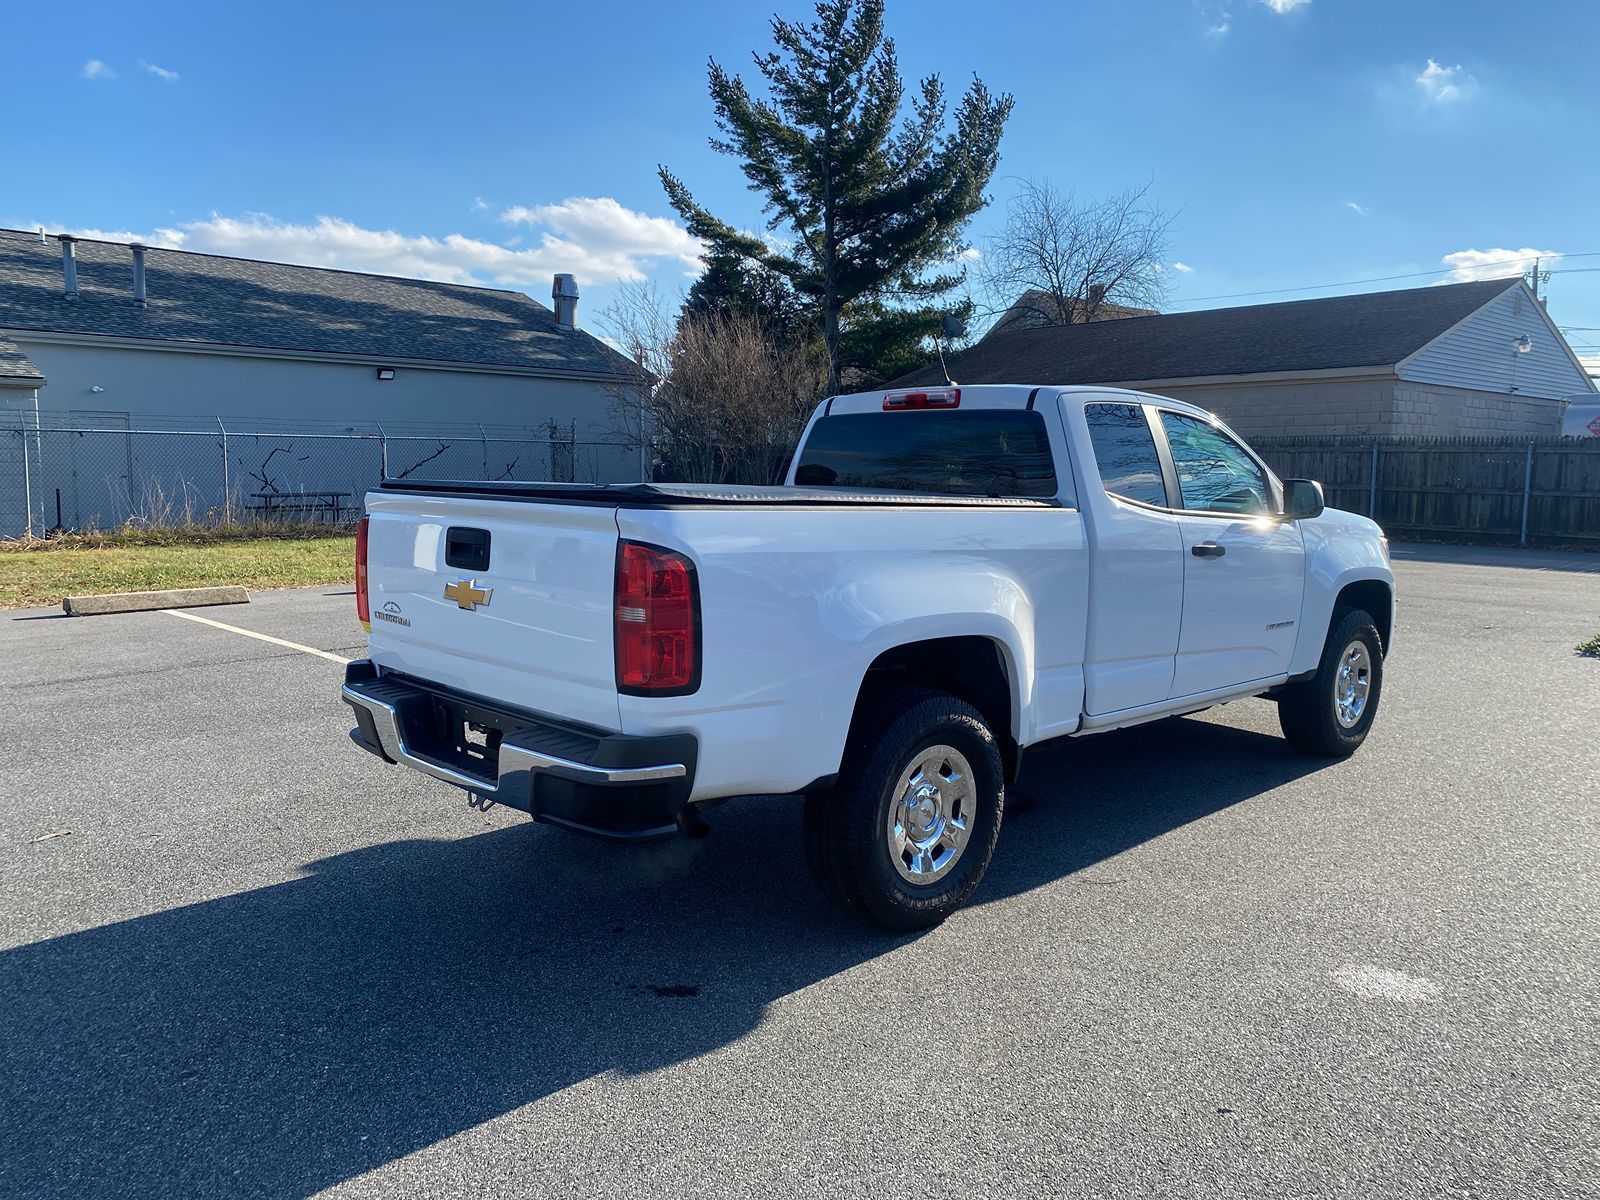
[1,715,1330,1198]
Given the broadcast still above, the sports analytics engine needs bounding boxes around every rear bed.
[360,480,1046,730]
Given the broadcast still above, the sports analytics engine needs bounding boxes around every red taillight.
[615,541,699,694]
[883,387,959,410]
[355,516,371,626]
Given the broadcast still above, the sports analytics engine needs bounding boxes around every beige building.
[895,279,1595,438]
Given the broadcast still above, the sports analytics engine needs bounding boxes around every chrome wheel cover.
[886,744,975,885]
[1334,640,1373,729]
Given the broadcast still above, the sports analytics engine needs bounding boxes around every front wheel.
[803,688,1004,931]
[1277,609,1385,757]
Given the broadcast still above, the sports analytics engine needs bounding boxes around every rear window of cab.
[794,410,1057,498]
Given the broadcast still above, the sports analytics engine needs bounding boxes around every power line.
[1167,251,1600,308]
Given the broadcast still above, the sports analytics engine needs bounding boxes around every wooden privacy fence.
[1249,436,1600,546]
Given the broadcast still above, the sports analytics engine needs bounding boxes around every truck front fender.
[1289,511,1395,676]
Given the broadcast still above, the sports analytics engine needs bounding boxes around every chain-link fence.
[0,413,643,537]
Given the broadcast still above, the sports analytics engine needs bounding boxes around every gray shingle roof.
[0,336,44,382]
[892,278,1521,388]
[0,228,640,378]
[983,290,1155,339]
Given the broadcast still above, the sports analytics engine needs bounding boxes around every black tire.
[803,687,1004,931]
[1277,608,1385,757]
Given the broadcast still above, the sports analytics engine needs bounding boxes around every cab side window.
[1084,403,1167,507]
[1158,411,1271,515]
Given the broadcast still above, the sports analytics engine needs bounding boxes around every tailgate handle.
[445,527,492,572]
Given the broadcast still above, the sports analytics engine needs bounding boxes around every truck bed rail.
[376,479,1063,509]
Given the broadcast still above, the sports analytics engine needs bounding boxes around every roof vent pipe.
[130,244,148,306]
[59,235,79,301]
[552,273,579,330]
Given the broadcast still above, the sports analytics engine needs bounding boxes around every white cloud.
[30,200,705,291]
[471,196,491,212]
[1577,354,1599,379]
[1206,18,1230,37]
[1416,59,1476,104]
[139,60,179,83]
[1261,0,1309,12]
[1172,261,1194,273]
[753,228,794,255]
[81,59,115,80]
[956,247,982,262]
[1438,246,1559,284]
[1346,201,1371,216]
[500,197,705,278]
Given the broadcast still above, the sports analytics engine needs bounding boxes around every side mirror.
[1282,478,1325,521]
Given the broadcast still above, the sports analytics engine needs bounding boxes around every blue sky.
[5,0,1597,372]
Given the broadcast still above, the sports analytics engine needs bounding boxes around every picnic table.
[248,491,353,524]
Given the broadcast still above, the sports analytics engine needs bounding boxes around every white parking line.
[1331,963,1439,1003]
[160,608,353,665]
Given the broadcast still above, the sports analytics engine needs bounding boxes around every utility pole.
[1526,257,1551,304]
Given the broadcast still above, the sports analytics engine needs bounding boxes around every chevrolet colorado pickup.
[343,385,1394,929]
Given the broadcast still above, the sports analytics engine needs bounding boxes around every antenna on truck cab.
[937,314,965,387]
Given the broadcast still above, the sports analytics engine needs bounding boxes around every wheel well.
[854,637,1020,782]
[1335,579,1392,653]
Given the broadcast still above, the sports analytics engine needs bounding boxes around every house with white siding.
[0,230,642,436]
[893,279,1595,438]
[0,229,647,534]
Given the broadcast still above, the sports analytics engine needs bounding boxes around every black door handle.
[1192,542,1226,558]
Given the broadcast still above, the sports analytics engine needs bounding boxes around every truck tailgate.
[362,491,621,731]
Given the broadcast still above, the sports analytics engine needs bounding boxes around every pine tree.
[840,295,973,387]
[660,0,1011,394]
[682,246,810,342]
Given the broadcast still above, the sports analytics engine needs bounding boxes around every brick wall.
[1147,377,1396,438]
[1135,375,1563,438]
[1389,382,1563,436]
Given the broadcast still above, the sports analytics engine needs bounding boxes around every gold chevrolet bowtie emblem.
[443,579,493,611]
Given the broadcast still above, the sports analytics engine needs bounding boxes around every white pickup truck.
[343,385,1393,929]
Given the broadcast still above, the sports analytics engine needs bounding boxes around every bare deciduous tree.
[977,179,1176,334]
[599,282,828,485]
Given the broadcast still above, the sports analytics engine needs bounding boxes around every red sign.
[1589,415,1600,436]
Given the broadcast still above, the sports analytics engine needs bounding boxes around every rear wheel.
[803,687,1004,931]
[1277,609,1385,757]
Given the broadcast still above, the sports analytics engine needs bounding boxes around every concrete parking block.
[62,585,250,616]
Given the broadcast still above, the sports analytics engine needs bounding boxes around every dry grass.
[4,519,352,552]
[1,535,355,610]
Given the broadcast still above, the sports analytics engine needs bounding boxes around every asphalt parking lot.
[2,544,1597,1199]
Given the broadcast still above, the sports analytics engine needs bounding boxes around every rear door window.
[1084,403,1168,506]
[794,410,1057,498]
